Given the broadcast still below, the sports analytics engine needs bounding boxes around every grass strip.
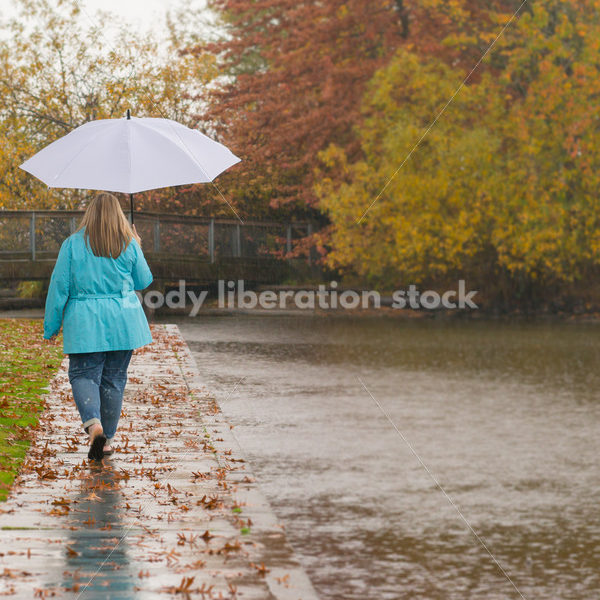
[0,319,63,501]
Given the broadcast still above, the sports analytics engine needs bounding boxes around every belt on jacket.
[69,290,133,300]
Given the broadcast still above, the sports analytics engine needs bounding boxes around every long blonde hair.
[76,192,134,258]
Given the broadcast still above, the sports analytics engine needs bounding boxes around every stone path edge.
[165,324,320,600]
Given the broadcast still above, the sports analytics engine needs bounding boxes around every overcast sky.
[1,0,210,40]
[79,0,208,31]
[83,0,183,23]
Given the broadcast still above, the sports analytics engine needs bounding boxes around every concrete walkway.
[0,324,318,599]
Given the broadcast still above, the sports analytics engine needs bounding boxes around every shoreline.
[3,305,600,323]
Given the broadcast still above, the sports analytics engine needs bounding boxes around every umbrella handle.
[127,110,134,224]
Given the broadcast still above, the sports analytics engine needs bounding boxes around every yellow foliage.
[316,1,600,295]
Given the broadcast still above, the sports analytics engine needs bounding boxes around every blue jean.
[67,350,133,445]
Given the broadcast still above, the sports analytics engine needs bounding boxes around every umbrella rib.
[126,119,133,192]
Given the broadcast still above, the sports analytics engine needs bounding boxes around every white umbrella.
[20,110,241,222]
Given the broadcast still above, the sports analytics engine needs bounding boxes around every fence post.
[70,216,77,234]
[286,224,292,257]
[235,224,241,258]
[30,212,36,261]
[154,219,160,253]
[209,219,215,263]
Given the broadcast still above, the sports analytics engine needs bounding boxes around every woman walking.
[43,192,153,460]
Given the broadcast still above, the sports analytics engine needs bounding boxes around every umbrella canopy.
[20,114,241,218]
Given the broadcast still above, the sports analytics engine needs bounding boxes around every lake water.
[165,314,600,600]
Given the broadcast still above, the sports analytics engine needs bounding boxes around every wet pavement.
[0,324,318,599]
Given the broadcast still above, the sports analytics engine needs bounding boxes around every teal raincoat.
[43,229,153,354]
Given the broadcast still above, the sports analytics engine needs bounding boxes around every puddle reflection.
[62,462,135,599]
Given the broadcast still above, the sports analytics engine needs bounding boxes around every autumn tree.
[190,0,523,225]
[0,0,217,211]
[317,0,600,308]
[316,50,503,286]
[190,0,410,220]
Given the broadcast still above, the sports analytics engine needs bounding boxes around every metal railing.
[0,210,315,263]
